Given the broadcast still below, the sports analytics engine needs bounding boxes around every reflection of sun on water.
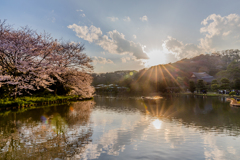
[152,119,162,129]
[145,50,166,67]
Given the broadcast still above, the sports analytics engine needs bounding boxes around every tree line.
[93,49,240,94]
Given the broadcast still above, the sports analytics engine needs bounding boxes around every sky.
[1,0,240,73]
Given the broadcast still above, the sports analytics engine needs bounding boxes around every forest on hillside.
[92,49,240,93]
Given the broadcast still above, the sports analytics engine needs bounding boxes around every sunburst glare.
[145,50,166,67]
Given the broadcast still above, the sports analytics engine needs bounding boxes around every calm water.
[1,96,240,160]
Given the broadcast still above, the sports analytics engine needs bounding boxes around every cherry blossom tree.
[0,20,94,98]
[48,42,94,97]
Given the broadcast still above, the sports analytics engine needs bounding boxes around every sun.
[145,50,166,67]
[152,119,162,129]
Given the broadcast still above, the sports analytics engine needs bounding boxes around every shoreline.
[0,96,93,111]
[180,93,240,98]
[226,98,240,107]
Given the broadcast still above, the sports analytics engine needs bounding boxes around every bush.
[229,91,236,96]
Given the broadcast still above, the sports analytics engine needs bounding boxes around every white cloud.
[68,24,149,59]
[123,16,131,22]
[98,30,148,59]
[92,56,113,64]
[140,15,148,22]
[133,35,137,39]
[80,13,85,17]
[67,24,102,43]
[76,9,83,12]
[163,36,204,59]
[163,14,240,60]
[108,17,119,22]
[121,57,131,63]
[200,14,240,52]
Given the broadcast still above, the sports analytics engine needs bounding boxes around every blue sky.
[1,0,240,72]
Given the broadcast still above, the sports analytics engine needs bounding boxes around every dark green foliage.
[220,78,230,89]
[197,79,206,91]
[0,95,79,108]
[189,80,196,93]
[216,61,240,81]
[229,91,236,96]
[158,81,168,93]
[92,71,137,86]
[234,79,240,89]
[211,79,218,85]
[211,84,218,91]
[221,78,230,84]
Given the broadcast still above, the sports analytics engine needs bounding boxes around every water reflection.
[0,101,95,159]
[88,96,240,159]
[1,96,240,159]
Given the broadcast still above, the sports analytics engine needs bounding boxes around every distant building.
[191,72,214,83]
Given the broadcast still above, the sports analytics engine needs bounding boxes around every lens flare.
[70,106,74,112]
[41,115,48,124]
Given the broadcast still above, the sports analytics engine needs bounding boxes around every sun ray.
[146,67,154,82]
[162,65,184,91]
[165,63,189,77]
[159,100,167,116]
[135,68,148,83]
[158,65,167,86]
[155,66,158,88]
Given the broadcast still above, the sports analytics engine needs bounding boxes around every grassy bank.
[0,95,92,109]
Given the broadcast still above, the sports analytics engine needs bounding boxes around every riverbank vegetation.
[0,95,79,108]
[0,20,94,101]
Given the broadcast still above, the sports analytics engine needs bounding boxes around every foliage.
[216,61,240,81]
[0,95,78,108]
[197,79,206,91]
[92,70,137,86]
[220,78,230,89]
[229,91,236,96]
[89,43,240,94]
[211,79,218,85]
[0,20,94,98]
[211,84,218,91]
[234,79,240,89]
[158,81,168,93]
[189,80,196,93]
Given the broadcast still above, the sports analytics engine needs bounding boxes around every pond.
[1,96,240,160]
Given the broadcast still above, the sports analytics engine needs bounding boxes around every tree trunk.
[54,88,57,96]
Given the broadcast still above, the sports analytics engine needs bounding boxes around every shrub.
[229,91,236,96]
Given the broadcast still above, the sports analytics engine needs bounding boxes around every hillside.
[92,49,240,93]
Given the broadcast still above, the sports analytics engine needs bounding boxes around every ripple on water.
[1,97,240,159]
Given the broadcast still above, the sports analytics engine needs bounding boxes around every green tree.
[176,77,184,86]
[220,78,230,89]
[211,84,218,92]
[189,80,196,93]
[197,79,206,92]
[216,61,240,81]
[234,78,240,89]
[158,81,167,93]
[211,79,218,85]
